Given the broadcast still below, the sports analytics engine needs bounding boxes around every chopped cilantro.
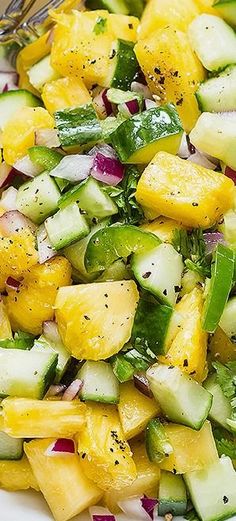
[0,330,35,350]
[213,426,236,459]
[93,17,107,35]
[213,361,236,427]
[103,166,144,225]
[172,228,210,277]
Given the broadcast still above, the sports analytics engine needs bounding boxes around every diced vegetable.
[78,360,120,404]
[0,422,23,460]
[28,55,60,92]
[158,471,187,517]
[131,298,174,356]
[118,381,160,439]
[32,321,70,384]
[214,0,236,27]
[16,172,60,225]
[146,418,173,464]
[204,373,232,430]
[0,89,42,129]
[196,65,236,113]
[28,146,63,172]
[220,297,236,339]
[55,103,102,148]
[45,203,90,250]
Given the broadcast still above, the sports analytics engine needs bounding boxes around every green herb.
[213,426,236,459]
[104,166,144,225]
[213,361,236,425]
[93,16,107,35]
[185,509,200,521]
[0,330,35,350]
[172,228,210,277]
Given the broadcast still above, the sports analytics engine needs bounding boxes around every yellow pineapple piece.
[159,421,218,474]
[2,397,86,438]
[139,0,200,39]
[159,288,208,382]
[2,106,54,165]
[51,10,138,88]
[0,300,12,339]
[136,152,234,228]
[104,438,160,512]
[55,281,139,360]
[0,229,38,292]
[0,455,39,491]
[135,26,205,132]
[6,257,71,335]
[42,76,92,114]
[76,403,137,491]
[24,438,102,521]
[141,216,184,243]
[195,0,220,15]
[208,327,236,364]
[17,31,51,95]
[118,381,160,439]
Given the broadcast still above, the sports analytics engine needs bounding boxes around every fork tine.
[25,0,65,27]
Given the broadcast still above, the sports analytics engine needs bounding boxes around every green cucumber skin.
[29,146,63,172]
[85,224,161,273]
[146,418,173,463]
[131,298,173,356]
[204,373,232,430]
[158,471,187,517]
[111,39,139,90]
[0,89,42,129]
[196,65,236,113]
[111,355,134,382]
[78,360,120,404]
[45,203,89,251]
[202,244,234,334]
[214,0,236,28]
[110,103,183,163]
[16,172,60,225]
[55,103,102,147]
[0,432,23,461]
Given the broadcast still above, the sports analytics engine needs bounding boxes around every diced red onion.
[223,165,236,184]
[203,232,226,255]
[187,150,217,170]
[141,497,158,521]
[133,373,153,398]
[118,498,151,521]
[62,379,83,401]
[89,144,117,159]
[45,438,75,456]
[0,187,17,212]
[43,321,61,344]
[14,155,42,178]
[119,99,140,117]
[0,72,18,92]
[90,506,116,521]
[5,276,21,291]
[37,226,56,264]
[46,384,66,397]
[50,155,93,183]
[93,88,113,119]
[131,81,153,100]
[35,128,60,148]
[0,210,37,236]
[91,153,124,186]
[178,132,191,159]
[144,99,157,111]
[0,162,14,189]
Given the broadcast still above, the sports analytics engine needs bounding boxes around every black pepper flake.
[173,70,179,77]
[192,202,199,207]
[128,23,133,29]
[189,370,196,375]
[105,304,108,309]
[81,453,86,459]
[163,289,167,296]
[104,293,108,298]
[168,365,175,369]
[142,271,151,279]
[223,496,228,504]
[159,76,165,85]
[84,315,90,320]
[176,97,184,106]
[115,460,119,466]
[183,359,188,367]
[173,468,177,474]
[154,67,161,74]
[174,285,181,293]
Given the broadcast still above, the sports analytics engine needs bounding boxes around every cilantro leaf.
[0,330,35,350]
[93,17,107,35]
[212,361,236,400]
[104,166,144,225]
[172,228,210,277]
[213,426,236,459]
[185,509,200,521]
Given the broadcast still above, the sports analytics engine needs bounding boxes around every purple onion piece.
[133,372,153,398]
[141,496,158,520]
[126,99,140,115]
[62,379,83,401]
[102,89,113,116]
[92,516,116,521]
[203,232,226,255]
[224,166,236,184]
[5,276,21,291]
[91,153,124,186]
[52,439,75,453]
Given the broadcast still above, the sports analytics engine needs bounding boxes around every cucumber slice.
[28,55,60,92]
[0,431,23,460]
[188,14,236,71]
[110,39,139,91]
[78,360,119,403]
[111,104,183,164]
[146,418,173,464]
[85,224,161,273]
[147,364,212,430]
[45,203,90,250]
[111,354,134,383]
[85,0,129,14]
[55,103,102,148]
[58,177,118,220]
[190,112,236,170]
[0,348,57,399]
[131,298,173,355]
[202,244,234,334]
[220,296,236,338]
[28,146,63,172]
[196,65,236,112]
[184,457,236,521]
[0,89,42,129]
[32,323,70,384]
[158,471,187,517]
[204,373,232,430]
[131,243,184,307]
[16,172,60,225]
[214,0,236,28]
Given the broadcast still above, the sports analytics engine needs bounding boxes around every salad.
[0,0,236,520]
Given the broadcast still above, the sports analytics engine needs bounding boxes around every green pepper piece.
[146,418,173,463]
[111,354,134,383]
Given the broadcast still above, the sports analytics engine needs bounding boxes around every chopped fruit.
[208,327,236,364]
[141,216,184,243]
[24,438,103,521]
[76,402,137,491]
[42,77,92,114]
[2,107,54,165]
[0,229,38,292]
[159,288,208,382]
[0,455,39,491]
[136,152,234,228]
[139,0,200,39]
[118,381,161,439]
[0,300,12,340]
[5,257,72,335]
[16,32,51,95]
[135,26,205,132]
[55,281,139,360]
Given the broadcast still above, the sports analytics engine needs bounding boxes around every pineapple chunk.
[0,455,39,491]
[76,403,137,491]
[195,0,220,15]
[55,281,139,360]
[118,381,160,439]
[5,257,72,335]
[0,300,12,340]
[139,0,200,39]
[24,438,102,521]
[51,10,138,88]
[159,421,218,474]
[141,216,184,243]
[159,288,208,382]
[208,327,236,364]
[136,152,234,228]
[17,32,51,95]
[135,27,205,132]
[2,397,86,438]
[42,77,92,114]
[0,229,38,292]
[104,438,160,512]
[2,107,54,165]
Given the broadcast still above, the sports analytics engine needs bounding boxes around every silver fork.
[0,0,65,44]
